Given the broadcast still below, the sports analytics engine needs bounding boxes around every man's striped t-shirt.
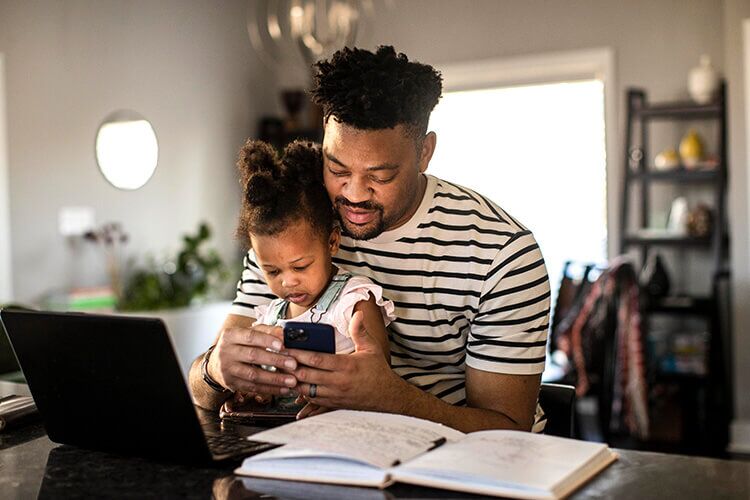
[230,174,551,430]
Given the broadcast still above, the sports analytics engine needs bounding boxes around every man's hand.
[287,311,403,412]
[207,323,299,396]
[284,311,541,433]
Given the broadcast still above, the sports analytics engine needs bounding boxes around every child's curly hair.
[311,45,443,139]
[236,140,334,248]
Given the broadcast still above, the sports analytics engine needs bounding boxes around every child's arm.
[352,294,391,364]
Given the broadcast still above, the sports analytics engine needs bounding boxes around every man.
[189,46,550,433]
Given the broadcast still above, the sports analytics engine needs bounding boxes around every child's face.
[251,219,340,311]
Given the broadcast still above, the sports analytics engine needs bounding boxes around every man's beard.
[334,197,387,240]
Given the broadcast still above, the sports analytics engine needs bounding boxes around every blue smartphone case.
[283,322,336,353]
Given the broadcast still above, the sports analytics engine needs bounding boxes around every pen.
[389,437,449,467]
[427,437,447,451]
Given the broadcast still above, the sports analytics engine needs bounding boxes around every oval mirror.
[95,110,158,190]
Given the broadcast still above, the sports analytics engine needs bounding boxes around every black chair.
[539,383,576,438]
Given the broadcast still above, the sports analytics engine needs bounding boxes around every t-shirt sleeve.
[467,230,551,375]
[330,276,396,339]
[229,250,276,318]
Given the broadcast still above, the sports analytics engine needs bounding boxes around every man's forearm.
[188,355,231,411]
[383,376,531,433]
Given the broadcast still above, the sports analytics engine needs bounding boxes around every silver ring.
[309,383,317,398]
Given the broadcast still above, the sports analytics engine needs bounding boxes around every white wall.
[0,0,277,303]
[0,54,11,302]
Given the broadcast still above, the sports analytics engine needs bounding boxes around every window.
[428,79,608,307]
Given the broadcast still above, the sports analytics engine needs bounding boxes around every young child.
[236,138,395,359]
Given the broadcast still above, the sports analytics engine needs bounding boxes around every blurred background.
[0,0,748,459]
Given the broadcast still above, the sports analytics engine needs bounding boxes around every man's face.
[322,120,434,240]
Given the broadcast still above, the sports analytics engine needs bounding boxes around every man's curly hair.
[311,45,442,138]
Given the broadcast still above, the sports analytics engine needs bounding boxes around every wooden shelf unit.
[618,82,731,455]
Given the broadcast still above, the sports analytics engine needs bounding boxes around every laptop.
[0,309,278,463]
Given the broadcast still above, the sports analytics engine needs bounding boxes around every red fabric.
[563,258,649,439]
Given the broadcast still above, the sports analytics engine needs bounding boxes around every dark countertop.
[1,390,748,499]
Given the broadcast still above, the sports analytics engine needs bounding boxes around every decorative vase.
[654,149,680,171]
[280,89,306,132]
[667,197,689,235]
[679,130,704,169]
[687,204,713,238]
[641,253,671,299]
[688,55,719,104]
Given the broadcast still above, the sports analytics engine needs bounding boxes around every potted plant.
[117,222,233,375]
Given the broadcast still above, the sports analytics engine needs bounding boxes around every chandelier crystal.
[247,0,377,70]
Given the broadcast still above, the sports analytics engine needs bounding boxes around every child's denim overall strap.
[267,272,353,325]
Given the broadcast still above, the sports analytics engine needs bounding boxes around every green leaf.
[119,222,230,311]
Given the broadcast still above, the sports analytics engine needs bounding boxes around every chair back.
[539,383,576,438]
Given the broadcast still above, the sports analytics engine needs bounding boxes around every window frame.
[434,47,617,257]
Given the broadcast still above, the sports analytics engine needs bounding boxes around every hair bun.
[237,139,283,207]
[238,140,279,178]
[283,140,322,184]
[245,175,277,206]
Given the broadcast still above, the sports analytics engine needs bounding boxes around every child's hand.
[224,391,273,411]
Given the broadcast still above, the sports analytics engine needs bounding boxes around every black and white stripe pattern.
[230,175,550,431]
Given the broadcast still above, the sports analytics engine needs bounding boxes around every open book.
[235,410,617,500]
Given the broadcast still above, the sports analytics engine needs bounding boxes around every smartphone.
[283,322,335,353]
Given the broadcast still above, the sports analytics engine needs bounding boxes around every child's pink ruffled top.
[253,270,396,353]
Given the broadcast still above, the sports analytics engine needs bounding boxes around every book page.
[247,409,465,469]
[393,430,614,495]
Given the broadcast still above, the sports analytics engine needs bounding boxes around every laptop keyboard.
[206,433,277,458]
